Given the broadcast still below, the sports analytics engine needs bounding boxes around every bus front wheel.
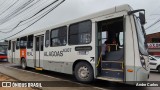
[21,58,27,69]
[74,62,94,83]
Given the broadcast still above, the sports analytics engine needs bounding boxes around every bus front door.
[96,17,125,81]
[35,35,44,69]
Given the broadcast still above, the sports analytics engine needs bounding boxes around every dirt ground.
[0,73,39,90]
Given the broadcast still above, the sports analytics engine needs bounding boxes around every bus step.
[102,68,123,72]
[35,67,43,70]
[101,69,124,79]
[101,61,123,70]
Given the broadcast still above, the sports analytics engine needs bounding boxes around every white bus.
[7,4,149,83]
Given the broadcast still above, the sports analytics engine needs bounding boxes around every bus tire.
[74,62,94,83]
[21,58,27,69]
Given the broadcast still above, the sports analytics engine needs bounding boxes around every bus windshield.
[134,16,148,55]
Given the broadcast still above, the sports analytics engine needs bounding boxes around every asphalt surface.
[149,71,160,81]
[0,61,160,90]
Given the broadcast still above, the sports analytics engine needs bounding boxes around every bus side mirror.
[128,9,146,25]
[139,12,146,25]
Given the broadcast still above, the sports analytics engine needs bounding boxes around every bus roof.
[8,4,132,40]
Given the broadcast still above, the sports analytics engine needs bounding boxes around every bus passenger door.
[96,16,125,81]
[12,41,16,63]
[35,35,44,68]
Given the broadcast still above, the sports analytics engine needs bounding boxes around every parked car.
[149,55,160,72]
[154,55,160,59]
[0,52,7,60]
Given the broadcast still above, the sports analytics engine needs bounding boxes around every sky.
[0,0,160,41]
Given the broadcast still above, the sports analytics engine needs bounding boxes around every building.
[146,32,160,56]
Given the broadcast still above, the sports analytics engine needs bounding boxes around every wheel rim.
[78,66,89,79]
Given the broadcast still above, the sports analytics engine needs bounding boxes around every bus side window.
[36,37,39,51]
[20,36,27,49]
[119,32,123,47]
[69,20,91,45]
[27,35,33,49]
[50,26,67,47]
[41,36,44,51]
[16,38,20,49]
[8,40,11,50]
[45,30,50,47]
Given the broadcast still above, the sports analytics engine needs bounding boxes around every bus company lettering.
[44,48,71,57]
[44,51,63,57]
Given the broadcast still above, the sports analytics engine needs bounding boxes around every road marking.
[1,64,109,90]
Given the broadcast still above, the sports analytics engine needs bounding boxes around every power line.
[0,0,34,25]
[0,0,58,33]
[0,0,6,6]
[145,18,160,30]
[0,0,34,24]
[0,0,49,31]
[0,0,8,11]
[151,24,160,32]
[0,0,46,30]
[0,0,19,16]
[0,0,65,41]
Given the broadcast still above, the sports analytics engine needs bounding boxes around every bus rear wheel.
[21,58,27,69]
[74,62,94,83]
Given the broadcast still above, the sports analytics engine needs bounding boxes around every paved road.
[149,71,160,81]
[0,61,160,90]
[0,62,103,90]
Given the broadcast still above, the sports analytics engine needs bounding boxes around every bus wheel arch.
[73,60,94,83]
[21,57,27,69]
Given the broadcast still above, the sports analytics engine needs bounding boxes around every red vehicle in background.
[0,43,8,61]
[0,52,7,60]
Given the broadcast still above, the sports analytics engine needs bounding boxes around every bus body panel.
[124,15,135,81]
[7,50,12,63]
[43,44,96,74]
[15,47,20,65]
[129,15,150,81]
[26,49,34,67]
